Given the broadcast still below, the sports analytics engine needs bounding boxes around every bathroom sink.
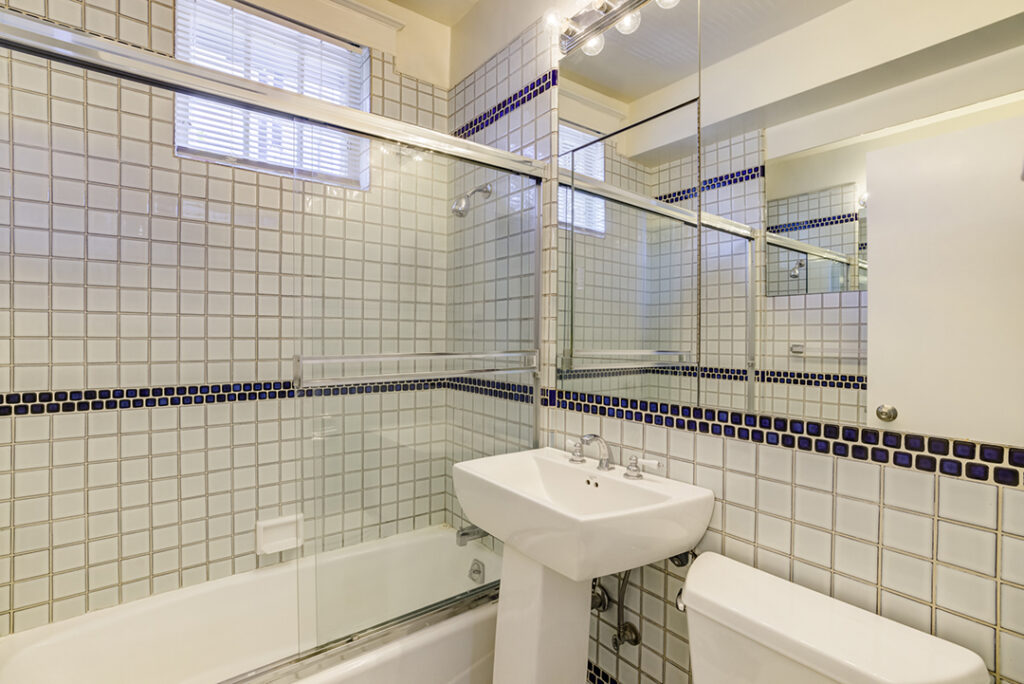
[453,447,714,582]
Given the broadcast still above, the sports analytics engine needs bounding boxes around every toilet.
[681,553,988,684]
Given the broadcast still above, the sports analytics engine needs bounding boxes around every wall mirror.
[555,0,1024,428]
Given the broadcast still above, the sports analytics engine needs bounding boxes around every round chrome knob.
[876,404,898,422]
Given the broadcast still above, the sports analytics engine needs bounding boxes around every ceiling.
[561,0,853,102]
[387,0,480,26]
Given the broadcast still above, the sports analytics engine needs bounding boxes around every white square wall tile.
[793,560,831,595]
[1001,631,1024,682]
[832,574,876,613]
[757,479,792,518]
[834,536,877,583]
[935,610,994,670]
[1002,583,1024,634]
[794,488,833,528]
[695,434,723,467]
[756,513,791,554]
[694,465,723,499]
[835,497,879,542]
[881,508,933,557]
[793,524,832,567]
[936,521,996,576]
[1004,488,1024,536]
[725,440,755,473]
[880,591,931,634]
[937,477,996,529]
[724,471,755,507]
[883,468,934,515]
[668,430,694,460]
[935,565,995,623]
[1003,535,1024,585]
[835,460,880,502]
[757,445,792,483]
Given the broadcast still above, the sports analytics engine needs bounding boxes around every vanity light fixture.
[559,0,649,54]
[615,10,641,34]
[581,34,606,55]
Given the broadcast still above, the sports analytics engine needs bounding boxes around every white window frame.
[558,123,606,236]
[174,0,370,188]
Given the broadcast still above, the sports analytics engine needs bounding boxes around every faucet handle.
[568,438,586,464]
[624,453,643,479]
[623,455,661,479]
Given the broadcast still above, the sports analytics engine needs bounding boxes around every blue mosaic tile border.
[767,212,859,235]
[452,70,558,139]
[558,366,864,390]
[655,165,764,204]
[757,369,866,390]
[0,377,534,416]
[587,660,619,684]
[542,387,1024,487]
[859,242,868,250]
[558,365,746,382]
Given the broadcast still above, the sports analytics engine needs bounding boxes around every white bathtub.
[0,526,501,684]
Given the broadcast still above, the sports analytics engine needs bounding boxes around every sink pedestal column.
[493,545,590,684]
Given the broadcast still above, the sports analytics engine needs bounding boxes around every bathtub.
[0,526,501,684]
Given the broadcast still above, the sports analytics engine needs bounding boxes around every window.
[558,123,606,234]
[175,0,370,187]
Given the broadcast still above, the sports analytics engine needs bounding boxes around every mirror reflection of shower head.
[789,259,806,279]
[451,183,493,217]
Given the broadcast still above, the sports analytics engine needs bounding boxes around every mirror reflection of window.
[558,123,606,234]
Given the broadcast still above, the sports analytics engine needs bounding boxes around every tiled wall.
[0,0,543,636]
[547,405,1024,684]
[1,0,174,55]
[444,18,556,530]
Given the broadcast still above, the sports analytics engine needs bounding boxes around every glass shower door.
[294,133,541,653]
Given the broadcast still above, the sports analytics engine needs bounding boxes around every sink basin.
[453,446,714,582]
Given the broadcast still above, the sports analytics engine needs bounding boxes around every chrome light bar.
[559,0,651,54]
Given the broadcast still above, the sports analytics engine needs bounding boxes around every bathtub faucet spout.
[455,525,487,546]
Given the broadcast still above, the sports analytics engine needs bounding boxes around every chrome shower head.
[789,258,806,279]
[451,183,493,217]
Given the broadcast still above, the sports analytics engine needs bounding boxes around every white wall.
[618,0,1024,161]
[867,112,1024,443]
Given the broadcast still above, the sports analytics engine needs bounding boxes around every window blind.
[175,0,369,186]
[558,124,606,234]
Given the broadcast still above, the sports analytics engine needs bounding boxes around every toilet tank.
[680,553,988,684]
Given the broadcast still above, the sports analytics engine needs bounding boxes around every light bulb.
[581,33,605,56]
[544,10,561,29]
[615,11,641,34]
[655,0,680,8]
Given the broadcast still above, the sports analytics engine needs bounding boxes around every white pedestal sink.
[453,447,714,684]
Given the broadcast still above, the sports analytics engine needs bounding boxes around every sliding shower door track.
[218,582,500,684]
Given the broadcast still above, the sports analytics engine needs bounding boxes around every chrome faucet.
[579,434,615,471]
[456,525,487,546]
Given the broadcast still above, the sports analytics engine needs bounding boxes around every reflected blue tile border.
[767,212,860,235]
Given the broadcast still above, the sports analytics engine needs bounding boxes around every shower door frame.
[0,6,547,679]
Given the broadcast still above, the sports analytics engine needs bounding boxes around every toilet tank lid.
[680,553,988,684]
